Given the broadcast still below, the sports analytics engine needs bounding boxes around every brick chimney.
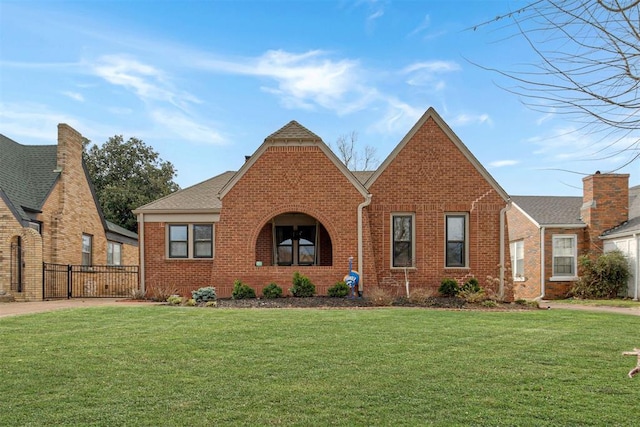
[581,172,629,252]
[56,123,84,172]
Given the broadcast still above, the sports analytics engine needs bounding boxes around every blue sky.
[2,0,637,196]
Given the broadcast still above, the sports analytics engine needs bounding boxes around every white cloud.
[0,103,79,141]
[489,160,519,167]
[369,98,423,134]
[150,110,225,145]
[61,91,84,102]
[409,15,431,38]
[450,113,492,127]
[91,54,201,109]
[402,60,460,90]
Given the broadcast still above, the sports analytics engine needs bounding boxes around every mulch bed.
[212,296,536,311]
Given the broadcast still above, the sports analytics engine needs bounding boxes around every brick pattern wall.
[0,200,23,295]
[507,206,542,299]
[581,173,629,254]
[367,116,508,297]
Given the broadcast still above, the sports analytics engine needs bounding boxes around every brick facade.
[507,173,629,300]
[138,109,511,300]
[0,124,139,301]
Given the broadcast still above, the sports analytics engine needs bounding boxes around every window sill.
[444,266,469,270]
[390,266,416,270]
[550,276,578,282]
[513,277,526,282]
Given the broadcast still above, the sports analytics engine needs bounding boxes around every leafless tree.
[472,0,640,170]
[333,131,380,171]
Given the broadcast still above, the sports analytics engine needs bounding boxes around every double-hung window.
[107,241,122,265]
[552,235,577,279]
[446,214,467,268]
[82,234,93,266]
[510,240,524,280]
[392,214,414,268]
[168,224,214,259]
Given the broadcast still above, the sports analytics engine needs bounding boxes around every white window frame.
[551,234,578,281]
[390,213,416,269]
[166,224,215,260]
[107,241,122,266]
[445,213,469,268]
[82,234,93,266]
[510,240,525,281]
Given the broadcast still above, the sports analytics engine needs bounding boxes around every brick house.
[507,173,632,300]
[0,124,138,301]
[134,107,511,299]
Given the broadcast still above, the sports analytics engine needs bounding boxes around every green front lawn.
[1,306,638,426]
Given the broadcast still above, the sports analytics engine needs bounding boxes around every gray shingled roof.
[0,134,60,222]
[135,171,236,212]
[511,195,585,226]
[265,120,322,142]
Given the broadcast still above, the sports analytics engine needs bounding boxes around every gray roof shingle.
[265,120,322,142]
[511,195,585,226]
[0,134,60,222]
[135,171,236,212]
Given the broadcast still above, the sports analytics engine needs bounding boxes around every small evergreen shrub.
[462,277,480,293]
[367,287,394,306]
[458,287,486,303]
[231,280,256,300]
[571,251,630,299]
[290,272,315,297]
[184,298,197,306]
[191,286,217,304]
[482,300,498,308]
[166,295,183,305]
[263,282,283,299]
[438,278,460,297]
[205,301,218,307]
[328,281,350,297]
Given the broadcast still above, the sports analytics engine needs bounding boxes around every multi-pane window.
[193,225,213,258]
[168,225,188,258]
[82,234,93,266]
[392,214,413,267]
[167,224,214,259]
[275,225,316,266]
[446,214,467,268]
[552,235,577,277]
[510,240,524,280]
[107,241,122,266]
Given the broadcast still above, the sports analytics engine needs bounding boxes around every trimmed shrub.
[262,282,283,299]
[184,298,197,306]
[166,295,183,305]
[232,280,256,300]
[191,286,217,304]
[438,278,460,297]
[458,287,486,303]
[462,277,480,293]
[328,281,350,297]
[290,272,315,297]
[572,251,630,299]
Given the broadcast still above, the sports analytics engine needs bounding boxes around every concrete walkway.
[0,298,156,318]
[541,301,640,316]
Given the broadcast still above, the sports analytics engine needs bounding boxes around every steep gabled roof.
[0,134,60,223]
[511,195,585,227]
[364,107,509,202]
[134,171,236,213]
[218,121,369,199]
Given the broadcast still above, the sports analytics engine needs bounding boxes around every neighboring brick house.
[0,124,138,301]
[135,107,511,299]
[507,173,632,300]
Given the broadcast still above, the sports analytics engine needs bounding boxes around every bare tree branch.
[332,131,380,171]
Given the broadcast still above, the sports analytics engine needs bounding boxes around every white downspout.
[499,201,511,300]
[357,194,373,296]
[537,226,546,300]
[138,213,145,294]
[634,234,639,301]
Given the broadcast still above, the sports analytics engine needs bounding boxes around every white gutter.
[537,226,546,300]
[138,213,145,294]
[357,194,373,296]
[499,201,511,300]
